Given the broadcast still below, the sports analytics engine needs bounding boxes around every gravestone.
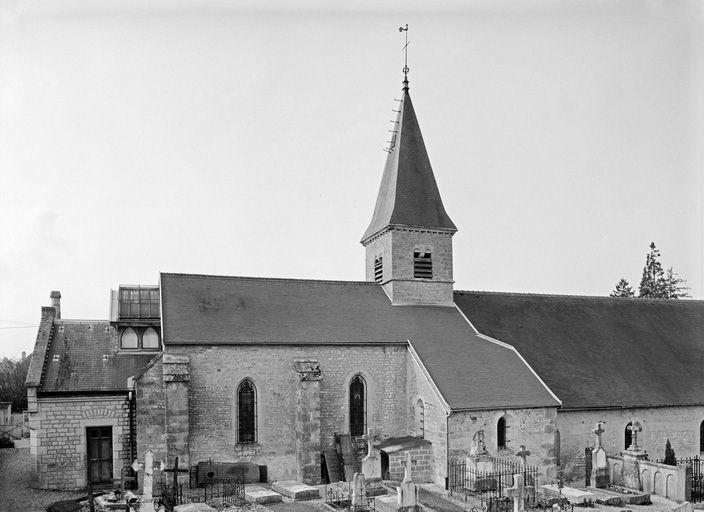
[361,428,382,479]
[622,422,648,491]
[590,422,609,488]
[506,474,533,512]
[352,472,367,511]
[397,452,418,512]
[131,449,158,512]
[467,430,496,491]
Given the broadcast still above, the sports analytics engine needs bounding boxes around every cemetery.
[22,420,700,512]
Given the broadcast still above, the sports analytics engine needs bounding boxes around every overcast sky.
[1,0,702,359]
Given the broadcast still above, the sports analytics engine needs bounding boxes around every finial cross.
[627,422,642,451]
[516,445,531,467]
[399,24,410,81]
[593,422,605,450]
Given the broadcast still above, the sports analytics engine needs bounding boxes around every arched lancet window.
[625,422,633,450]
[699,421,704,453]
[497,416,507,449]
[142,327,159,349]
[413,249,433,279]
[238,379,257,444]
[121,327,138,349]
[374,257,383,283]
[349,375,366,437]
[555,429,561,467]
[416,399,425,438]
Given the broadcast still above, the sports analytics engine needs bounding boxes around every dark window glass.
[350,375,366,437]
[497,417,507,449]
[625,422,632,450]
[238,379,257,444]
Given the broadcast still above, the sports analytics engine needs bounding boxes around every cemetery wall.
[169,344,409,482]
[406,345,448,486]
[31,395,131,490]
[557,406,704,477]
[449,407,558,480]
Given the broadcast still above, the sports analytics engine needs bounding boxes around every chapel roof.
[160,272,559,411]
[361,84,456,242]
[38,319,154,393]
[454,291,704,410]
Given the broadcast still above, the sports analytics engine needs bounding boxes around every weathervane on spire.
[399,24,410,87]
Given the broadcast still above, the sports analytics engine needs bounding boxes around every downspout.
[127,377,136,463]
[445,411,451,490]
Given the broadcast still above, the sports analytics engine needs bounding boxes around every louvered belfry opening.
[238,379,257,444]
[349,375,366,437]
[374,257,383,283]
[413,250,433,279]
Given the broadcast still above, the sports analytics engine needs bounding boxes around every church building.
[25,70,704,491]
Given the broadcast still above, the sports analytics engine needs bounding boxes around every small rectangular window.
[413,251,433,279]
[374,257,383,283]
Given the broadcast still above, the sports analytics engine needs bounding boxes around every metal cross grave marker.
[516,445,531,467]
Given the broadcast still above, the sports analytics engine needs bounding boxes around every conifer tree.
[663,439,676,466]
[638,242,667,298]
[610,278,635,298]
[664,267,690,299]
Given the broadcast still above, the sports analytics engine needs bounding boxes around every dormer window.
[374,257,383,283]
[120,326,160,350]
[413,250,433,279]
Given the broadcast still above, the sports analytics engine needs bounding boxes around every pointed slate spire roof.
[362,80,457,242]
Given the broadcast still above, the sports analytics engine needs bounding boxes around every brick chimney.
[50,290,61,319]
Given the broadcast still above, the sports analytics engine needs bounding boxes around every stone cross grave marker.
[627,422,642,451]
[361,428,382,479]
[592,422,605,451]
[352,472,366,511]
[131,449,160,512]
[505,474,533,512]
[397,451,418,511]
[516,445,531,467]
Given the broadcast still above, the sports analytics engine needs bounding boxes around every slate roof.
[40,320,155,393]
[454,291,704,410]
[160,272,559,411]
[361,86,456,242]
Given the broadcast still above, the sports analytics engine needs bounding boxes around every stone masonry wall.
[30,396,130,490]
[364,228,454,304]
[169,344,409,483]
[406,347,448,486]
[449,407,558,482]
[135,356,167,464]
[388,446,434,482]
[557,406,704,482]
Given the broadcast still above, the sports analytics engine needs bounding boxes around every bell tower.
[361,70,457,306]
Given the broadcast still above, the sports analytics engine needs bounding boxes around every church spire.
[361,73,456,243]
[361,31,457,306]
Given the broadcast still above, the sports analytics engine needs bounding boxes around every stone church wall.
[168,344,409,483]
[557,406,704,482]
[406,347,448,487]
[29,396,131,490]
[449,407,558,481]
[134,356,167,465]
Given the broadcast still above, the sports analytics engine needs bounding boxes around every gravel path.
[0,447,84,512]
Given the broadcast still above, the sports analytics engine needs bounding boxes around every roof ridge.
[454,289,704,303]
[55,319,110,324]
[160,272,375,286]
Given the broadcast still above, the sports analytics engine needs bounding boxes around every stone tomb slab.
[245,485,284,504]
[272,480,320,500]
[541,485,595,505]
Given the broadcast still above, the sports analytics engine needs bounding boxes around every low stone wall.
[607,455,690,502]
[387,445,433,482]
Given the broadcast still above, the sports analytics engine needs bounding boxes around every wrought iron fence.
[156,462,245,512]
[448,458,538,508]
[324,482,377,512]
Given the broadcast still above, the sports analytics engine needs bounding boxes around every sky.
[1,0,702,359]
